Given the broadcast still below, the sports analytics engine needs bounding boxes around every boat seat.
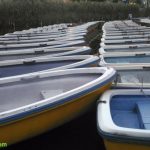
[121,75,140,83]
[40,90,64,99]
[136,101,150,129]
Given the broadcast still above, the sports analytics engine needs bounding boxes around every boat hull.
[104,139,150,150]
[0,82,111,145]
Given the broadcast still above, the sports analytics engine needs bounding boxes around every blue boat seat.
[136,101,150,130]
[40,90,64,99]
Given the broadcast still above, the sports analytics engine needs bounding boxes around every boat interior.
[0,73,100,113]
[0,52,69,61]
[116,69,150,84]
[111,94,150,130]
[104,55,150,64]
[0,59,81,78]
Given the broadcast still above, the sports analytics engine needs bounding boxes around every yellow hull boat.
[0,67,115,145]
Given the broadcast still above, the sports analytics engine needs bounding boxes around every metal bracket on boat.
[122,33,127,36]
[114,73,121,87]
[97,100,107,104]
[142,66,150,70]
[141,32,145,35]
[23,60,36,65]
[0,42,7,45]
[34,50,45,54]
[122,31,127,34]
[17,36,20,41]
[123,36,129,39]
[125,40,132,44]
[26,33,31,37]
[21,75,40,81]
[129,45,138,49]
[39,43,47,47]
[135,53,146,56]
[48,39,55,41]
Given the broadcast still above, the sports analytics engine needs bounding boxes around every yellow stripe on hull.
[104,139,150,150]
[0,82,111,145]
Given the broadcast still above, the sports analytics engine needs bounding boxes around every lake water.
[6,107,105,150]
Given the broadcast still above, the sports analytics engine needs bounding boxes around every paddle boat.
[97,89,150,150]
[0,55,99,78]
[0,46,91,61]
[0,67,116,145]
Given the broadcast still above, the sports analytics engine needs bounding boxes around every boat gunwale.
[99,47,150,55]
[0,55,97,67]
[0,46,90,56]
[0,39,85,50]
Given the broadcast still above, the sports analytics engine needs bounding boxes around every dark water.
[6,107,105,150]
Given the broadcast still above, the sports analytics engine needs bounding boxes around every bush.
[0,0,145,34]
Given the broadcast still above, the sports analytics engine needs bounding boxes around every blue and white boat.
[101,38,150,45]
[102,34,150,40]
[99,44,150,54]
[111,65,150,88]
[103,28,150,33]
[103,26,150,32]
[97,89,150,150]
[0,46,91,61]
[0,35,84,45]
[103,29,150,36]
[99,52,150,66]
[0,40,86,51]
[0,32,86,41]
[3,21,98,38]
[0,55,99,78]
[103,20,139,30]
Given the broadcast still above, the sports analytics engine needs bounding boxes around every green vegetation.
[85,22,103,54]
[0,0,149,34]
[0,142,7,148]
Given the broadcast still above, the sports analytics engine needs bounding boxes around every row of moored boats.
[0,21,116,145]
[97,20,150,150]
[1,19,150,150]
